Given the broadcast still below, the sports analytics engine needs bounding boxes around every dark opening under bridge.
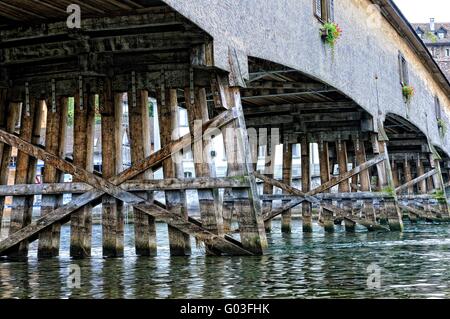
[0,0,450,259]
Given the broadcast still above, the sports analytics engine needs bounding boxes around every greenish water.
[1,220,450,299]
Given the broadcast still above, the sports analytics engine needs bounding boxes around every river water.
[1,220,450,299]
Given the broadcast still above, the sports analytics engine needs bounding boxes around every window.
[179,107,189,127]
[184,171,193,178]
[435,96,442,121]
[398,52,409,86]
[446,48,450,57]
[314,0,334,22]
[438,32,445,39]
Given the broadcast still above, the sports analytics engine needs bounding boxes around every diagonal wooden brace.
[258,153,387,222]
[0,109,252,256]
[395,169,436,194]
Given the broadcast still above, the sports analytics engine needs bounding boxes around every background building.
[413,18,450,80]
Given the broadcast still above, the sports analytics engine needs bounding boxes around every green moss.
[432,190,447,204]
[382,186,396,198]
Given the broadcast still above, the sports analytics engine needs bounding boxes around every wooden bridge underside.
[0,2,450,259]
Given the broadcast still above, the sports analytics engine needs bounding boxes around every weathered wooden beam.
[281,143,293,233]
[336,138,354,232]
[185,86,224,246]
[0,177,251,196]
[130,87,157,256]
[318,140,333,232]
[38,96,68,258]
[430,154,450,217]
[158,88,191,256]
[354,136,376,224]
[0,133,253,257]
[263,199,305,222]
[374,136,403,231]
[395,169,436,194]
[70,91,94,258]
[9,97,43,258]
[301,137,312,232]
[226,87,267,253]
[321,203,389,231]
[0,102,19,232]
[259,192,391,201]
[243,101,359,116]
[262,136,276,232]
[101,83,125,258]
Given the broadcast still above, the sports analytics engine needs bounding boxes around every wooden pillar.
[262,135,276,232]
[158,88,191,256]
[354,136,376,225]
[416,158,427,194]
[129,88,157,256]
[391,160,400,188]
[373,135,403,231]
[8,97,43,258]
[430,154,450,217]
[101,81,125,257]
[0,100,19,230]
[404,159,414,195]
[281,143,293,233]
[38,96,68,258]
[336,138,354,232]
[301,137,312,233]
[185,87,224,242]
[70,89,94,258]
[319,140,333,232]
[231,87,267,251]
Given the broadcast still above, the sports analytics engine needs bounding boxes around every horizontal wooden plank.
[0,177,250,196]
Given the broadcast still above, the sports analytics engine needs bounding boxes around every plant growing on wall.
[402,84,415,103]
[320,22,342,48]
[437,118,447,137]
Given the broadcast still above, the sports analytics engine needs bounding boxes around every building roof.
[411,22,450,44]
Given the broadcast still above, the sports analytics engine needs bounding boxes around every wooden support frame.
[262,135,276,232]
[301,136,312,232]
[0,108,250,256]
[319,140,334,232]
[259,153,387,222]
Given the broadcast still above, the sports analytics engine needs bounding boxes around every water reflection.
[1,220,450,298]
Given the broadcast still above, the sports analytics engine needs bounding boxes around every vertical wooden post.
[129,88,157,256]
[301,136,312,233]
[281,143,293,233]
[9,97,43,258]
[319,140,334,232]
[185,87,224,241]
[430,154,450,217]
[262,134,276,232]
[392,160,400,188]
[38,96,68,258]
[403,159,414,195]
[336,138,354,232]
[416,158,427,194]
[225,87,267,252]
[0,99,19,229]
[101,80,124,257]
[354,136,376,224]
[158,88,191,256]
[373,134,404,231]
[70,87,94,258]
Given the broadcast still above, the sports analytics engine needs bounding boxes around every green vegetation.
[437,118,447,138]
[320,22,343,48]
[432,190,447,204]
[425,31,438,43]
